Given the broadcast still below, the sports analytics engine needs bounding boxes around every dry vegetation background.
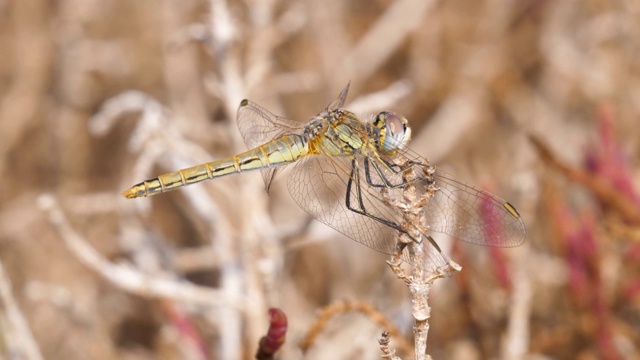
[1,0,640,359]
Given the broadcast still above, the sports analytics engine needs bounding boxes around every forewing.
[286,153,449,269]
[421,168,526,247]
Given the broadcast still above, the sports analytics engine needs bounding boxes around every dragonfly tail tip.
[121,187,140,199]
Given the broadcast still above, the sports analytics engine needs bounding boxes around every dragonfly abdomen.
[121,134,308,198]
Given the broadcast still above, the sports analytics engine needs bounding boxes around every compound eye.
[380,112,411,153]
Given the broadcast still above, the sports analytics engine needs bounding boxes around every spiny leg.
[345,159,418,242]
[364,157,427,189]
[361,157,443,252]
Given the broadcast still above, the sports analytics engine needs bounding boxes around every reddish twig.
[545,187,623,360]
[529,135,640,225]
[161,300,210,360]
[255,308,288,360]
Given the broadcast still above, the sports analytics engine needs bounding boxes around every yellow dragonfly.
[122,84,525,265]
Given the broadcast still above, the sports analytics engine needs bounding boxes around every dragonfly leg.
[364,157,426,189]
[364,158,394,188]
[362,157,447,251]
[378,156,435,177]
[346,159,418,242]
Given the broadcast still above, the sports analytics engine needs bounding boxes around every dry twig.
[300,300,413,356]
[383,158,461,359]
[529,135,640,225]
[37,194,240,308]
[0,261,44,360]
[379,331,402,360]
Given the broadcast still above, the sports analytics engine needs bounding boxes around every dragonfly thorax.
[372,112,412,155]
[304,109,370,156]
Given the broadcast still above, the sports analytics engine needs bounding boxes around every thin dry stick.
[379,331,402,360]
[383,159,461,360]
[0,261,44,360]
[338,0,436,83]
[529,135,640,224]
[300,300,413,355]
[501,257,532,358]
[37,194,241,309]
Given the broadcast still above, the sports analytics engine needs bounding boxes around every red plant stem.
[161,300,210,360]
[256,308,287,360]
[529,135,640,225]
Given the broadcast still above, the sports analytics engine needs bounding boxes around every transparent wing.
[236,99,304,189]
[423,167,526,247]
[286,132,525,253]
[326,82,350,110]
[236,85,525,257]
[236,99,304,150]
[235,81,351,148]
[286,153,450,270]
[235,84,351,190]
[385,142,526,247]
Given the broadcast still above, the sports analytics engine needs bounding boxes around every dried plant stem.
[301,300,412,355]
[37,194,240,308]
[385,160,461,360]
[502,258,532,358]
[379,331,402,360]
[389,245,452,360]
[408,246,435,359]
[0,261,44,360]
[529,135,640,224]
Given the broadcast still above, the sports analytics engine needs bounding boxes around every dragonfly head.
[373,112,412,154]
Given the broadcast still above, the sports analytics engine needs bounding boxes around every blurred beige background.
[1,0,639,359]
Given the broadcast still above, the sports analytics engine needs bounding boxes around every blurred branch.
[338,0,436,82]
[0,261,44,360]
[0,0,53,173]
[161,300,210,360]
[348,80,412,114]
[37,193,242,309]
[411,87,486,165]
[299,300,412,357]
[89,90,168,148]
[529,135,640,225]
[502,256,532,358]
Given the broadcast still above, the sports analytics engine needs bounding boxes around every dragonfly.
[122,84,526,266]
